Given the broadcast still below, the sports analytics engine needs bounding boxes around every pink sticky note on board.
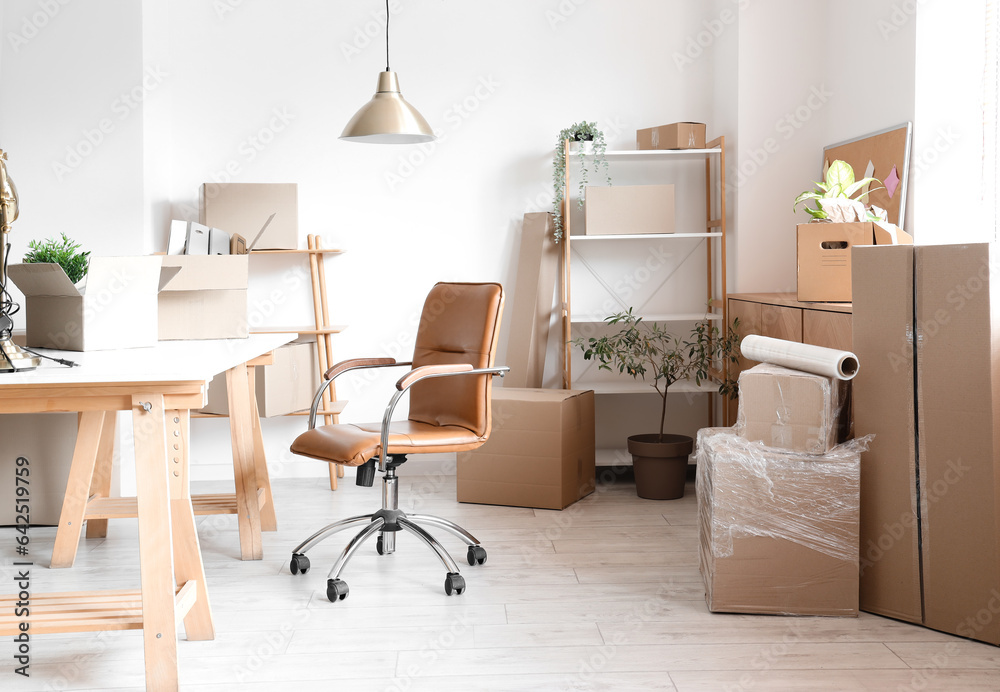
[886,165,900,199]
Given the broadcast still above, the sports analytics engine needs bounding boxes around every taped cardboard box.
[736,363,850,454]
[915,243,1000,646]
[851,244,922,624]
[696,427,863,617]
[457,388,595,510]
[8,256,166,351]
[636,122,706,150]
[796,222,913,302]
[158,255,248,340]
[199,339,319,417]
[201,182,298,250]
[585,184,675,236]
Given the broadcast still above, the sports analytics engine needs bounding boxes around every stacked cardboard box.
[697,427,862,616]
[698,362,862,616]
[853,243,1000,646]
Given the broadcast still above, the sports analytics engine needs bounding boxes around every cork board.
[823,123,912,228]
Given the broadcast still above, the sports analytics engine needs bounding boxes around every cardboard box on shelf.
[8,256,166,351]
[158,255,248,340]
[914,243,1000,647]
[584,184,675,236]
[636,122,707,150]
[796,222,913,302]
[199,339,319,417]
[851,244,922,625]
[697,427,861,617]
[457,388,595,510]
[201,182,298,250]
[736,363,850,454]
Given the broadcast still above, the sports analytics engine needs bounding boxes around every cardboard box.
[696,427,861,617]
[0,413,80,526]
[200,339,319,417]
[914,243,1000,646]
[796,222,913,302]
[637,122,707,150]
[851,244,922,625]
[506,213,559,388]
[457,388,595,510]
[201,182,298,250]
[584,185,675,236]
[7,256,165,351]
[158,255,248,340]
[736,363,850,454]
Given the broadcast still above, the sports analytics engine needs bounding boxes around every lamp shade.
[340,71,435,144]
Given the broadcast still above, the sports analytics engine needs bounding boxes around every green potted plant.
[576,309,740,499]
[552,121,611,242]
[23,232,91,285]
[793,159,883,222]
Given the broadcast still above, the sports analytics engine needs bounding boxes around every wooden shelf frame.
[560,136,729,426]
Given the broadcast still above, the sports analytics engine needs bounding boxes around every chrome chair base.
[289,464,488,602]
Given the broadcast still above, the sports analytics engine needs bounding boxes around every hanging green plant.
[552,121,611,242]
[23,232,91,284]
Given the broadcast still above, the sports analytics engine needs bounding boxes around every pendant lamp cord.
[384,0,390,71]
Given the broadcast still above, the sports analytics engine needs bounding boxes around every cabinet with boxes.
[725,293,853,426]
[559,136,728,456]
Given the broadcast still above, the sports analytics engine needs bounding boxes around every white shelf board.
[575,148,722,159]
[572,312,723,323]
[578,380,717,395]
[571,232,721,241]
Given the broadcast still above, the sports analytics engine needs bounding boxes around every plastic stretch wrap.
[735,363,852,454]
[740,334,859,380]
[696,427,868,563]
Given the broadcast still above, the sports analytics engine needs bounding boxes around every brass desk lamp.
[0,149,41,372]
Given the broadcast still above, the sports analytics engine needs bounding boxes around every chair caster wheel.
[376,535,385,555]
[327,578,349,602]
[444,572,466,596]
[289,553,310,575]
[467,545,487,566]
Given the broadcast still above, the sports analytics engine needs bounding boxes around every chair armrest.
[325,357,410,380]
[395,364,474,391]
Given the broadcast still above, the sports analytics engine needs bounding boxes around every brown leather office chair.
[288,282,507,602]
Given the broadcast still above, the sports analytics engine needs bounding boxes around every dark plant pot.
[627,433,694,500]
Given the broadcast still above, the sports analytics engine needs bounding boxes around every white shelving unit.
[558,137,729,458]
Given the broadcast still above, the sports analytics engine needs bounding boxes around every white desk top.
[0,334,294,386]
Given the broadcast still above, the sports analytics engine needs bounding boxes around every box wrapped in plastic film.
[736,364,852,454]
[697,427,867,616]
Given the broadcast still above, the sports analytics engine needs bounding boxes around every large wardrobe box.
[457,388,595,510]
[852,243,1000,646]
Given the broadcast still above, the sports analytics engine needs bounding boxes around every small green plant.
[575,308,740,441]
[23,233,91,284]
[793,159,883,221]
[552,121,611,242]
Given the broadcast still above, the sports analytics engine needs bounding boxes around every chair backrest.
[408,282,504,435]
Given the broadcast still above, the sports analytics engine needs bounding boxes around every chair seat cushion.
[290,420,489,467]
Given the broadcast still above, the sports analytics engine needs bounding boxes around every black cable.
[385,0,390,71]
[20,345,77,368]
[0,240,20,342]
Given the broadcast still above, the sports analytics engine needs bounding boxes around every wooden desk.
[0,334,290,691]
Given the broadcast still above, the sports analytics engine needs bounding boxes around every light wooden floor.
[3,470,1000,691]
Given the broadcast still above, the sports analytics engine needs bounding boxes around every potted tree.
[552,121,611,242]
[22,232,91,286]
[576,309,740,499]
